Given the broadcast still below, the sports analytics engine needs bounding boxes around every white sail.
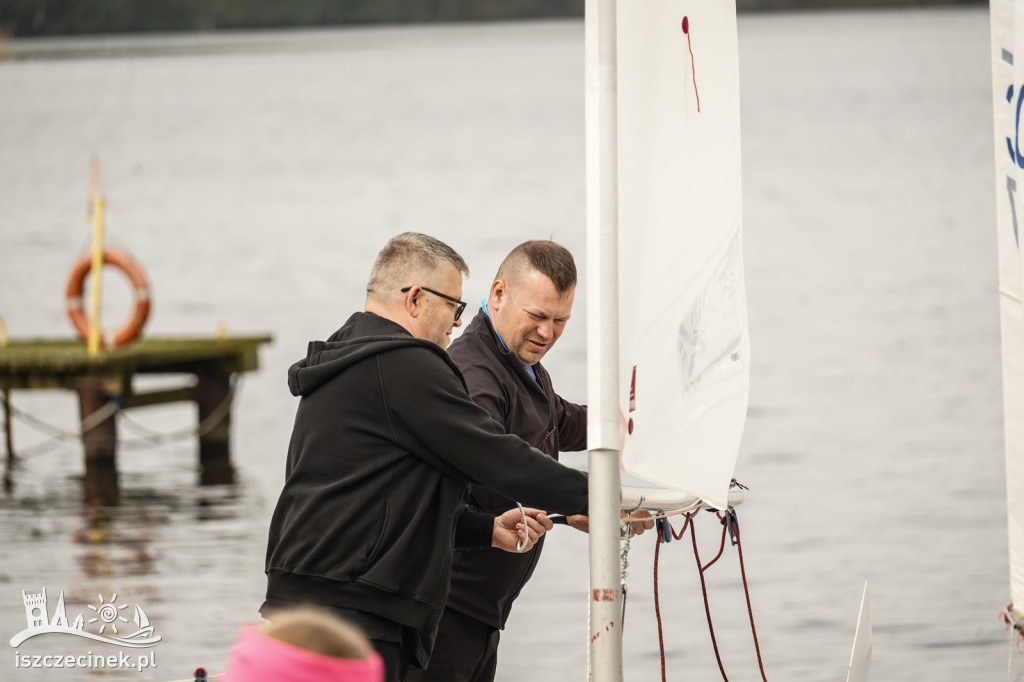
[992,0,1024,627]
[133,604,151,630]
[585,1,747,678]
[616,0,749,511]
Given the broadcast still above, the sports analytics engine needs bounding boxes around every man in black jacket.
[422,241,588,682]
[262,233,589,682]
[424,241,653,682]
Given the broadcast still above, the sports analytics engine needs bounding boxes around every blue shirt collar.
[481,299,537,380]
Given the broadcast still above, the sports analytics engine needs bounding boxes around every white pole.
[585,0,622,679]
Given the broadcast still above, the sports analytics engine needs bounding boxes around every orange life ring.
[65,248,151,348]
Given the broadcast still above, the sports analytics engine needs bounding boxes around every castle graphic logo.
[10,588,161,648]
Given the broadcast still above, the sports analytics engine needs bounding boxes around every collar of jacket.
[464,308,548,397]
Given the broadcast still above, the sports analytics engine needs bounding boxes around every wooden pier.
[0,335,272,505]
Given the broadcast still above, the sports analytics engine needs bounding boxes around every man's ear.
[404,286,422,319]
[490,280,507,311]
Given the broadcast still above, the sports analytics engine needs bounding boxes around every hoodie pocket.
[363,498,390,566]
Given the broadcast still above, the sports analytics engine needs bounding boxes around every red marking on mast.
[629,365,637,412]
[682,16,701,113]
[628,365,636,434]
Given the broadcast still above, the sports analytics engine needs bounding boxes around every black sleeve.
[555,396,587,452]
[380,348,588,516]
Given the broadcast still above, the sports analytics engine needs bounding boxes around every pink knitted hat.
[222,624,384,682]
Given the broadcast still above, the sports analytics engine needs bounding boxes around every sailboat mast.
[585,0,624,679]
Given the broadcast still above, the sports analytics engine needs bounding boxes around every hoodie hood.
[288,312,451,397]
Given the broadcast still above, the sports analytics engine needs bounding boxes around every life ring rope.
[65,248,151,348]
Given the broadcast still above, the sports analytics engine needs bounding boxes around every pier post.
[195,371,233,485]
[3,388,13,492]
[76,379,118,506]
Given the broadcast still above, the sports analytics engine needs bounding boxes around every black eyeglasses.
[401,286,467,322]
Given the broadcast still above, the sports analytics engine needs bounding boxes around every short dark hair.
[496,240,577,295]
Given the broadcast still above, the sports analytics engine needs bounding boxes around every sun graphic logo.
[87,593,129,636]
[9,588,161,648]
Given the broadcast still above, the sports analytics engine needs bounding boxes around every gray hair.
[367,232,470,304]
[495,240,577,295]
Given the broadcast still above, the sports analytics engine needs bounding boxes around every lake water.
[0,7,1008,681]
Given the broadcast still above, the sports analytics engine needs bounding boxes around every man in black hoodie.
[262,233,589,682]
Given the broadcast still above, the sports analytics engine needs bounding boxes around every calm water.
[0,8,1006,680]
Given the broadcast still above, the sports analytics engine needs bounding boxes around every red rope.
[689,513,730,681]
[654,515,690,681]
[670,516,689,541]
[701,512,730,571]
[732,512,770,682]
[653,533,667,682]
[652,510,769,682]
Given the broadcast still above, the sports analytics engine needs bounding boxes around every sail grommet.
[65,248,151,348]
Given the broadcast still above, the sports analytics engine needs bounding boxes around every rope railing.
[0,377,238,461]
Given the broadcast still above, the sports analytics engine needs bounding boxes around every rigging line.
[688,512,730,681]
[653,528,667,682]
[1009,623,1015,682]
[621,512,633,630]
[1003,605,1024,681]
[648,502,706,522]
[730,509,769,682]
[701,512,730,572]
[670,514,692,541]
[653,515,694,681]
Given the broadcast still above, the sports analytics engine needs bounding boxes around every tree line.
[0,0,984,37]
[0,0,584,36]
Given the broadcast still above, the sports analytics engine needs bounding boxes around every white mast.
[585,0,623,679]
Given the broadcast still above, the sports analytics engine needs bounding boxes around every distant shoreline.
[0,5,988,63]
[0,0,986,39]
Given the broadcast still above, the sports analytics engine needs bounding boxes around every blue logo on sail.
[1002,48,1023,247]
